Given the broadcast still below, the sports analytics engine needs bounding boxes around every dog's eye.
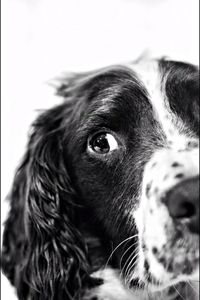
[88,132,118,154]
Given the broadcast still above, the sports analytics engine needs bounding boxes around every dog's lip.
[141,245,200,291]
[153,252,199,275]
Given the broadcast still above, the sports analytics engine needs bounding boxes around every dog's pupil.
[92,134,110,153]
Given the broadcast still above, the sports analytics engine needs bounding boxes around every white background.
[1,0,199,299]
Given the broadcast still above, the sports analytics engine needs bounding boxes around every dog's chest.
[83,268,198,300]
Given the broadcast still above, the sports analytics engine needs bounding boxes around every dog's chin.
[135,207,200,291]
[142,261,199,293]
[128,244,199,294]
[148,273,199,293]
[147,239,199,285]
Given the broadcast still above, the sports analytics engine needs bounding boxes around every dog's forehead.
[131,59,199,148]
[82,66,151,122]
[76,59,199,150]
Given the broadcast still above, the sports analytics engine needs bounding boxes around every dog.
[2,57,199,300]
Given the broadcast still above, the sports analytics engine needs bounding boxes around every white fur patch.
[83,268,137,300]
[83,268,199,300]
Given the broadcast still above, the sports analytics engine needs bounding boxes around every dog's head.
[2,58,199,299]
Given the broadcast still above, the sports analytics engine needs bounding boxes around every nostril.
[171,201,196,219]
[167,193,197,220]
[165,176,199,232]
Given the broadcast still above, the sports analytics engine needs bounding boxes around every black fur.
[159,60,199,135]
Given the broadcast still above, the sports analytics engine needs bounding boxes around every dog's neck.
[84,268,199,300]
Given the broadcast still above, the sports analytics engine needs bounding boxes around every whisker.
[120,249,138,282]
[104,234,139,269]
[123,251,139,284]
[119,240,139,270]
[122,247,138,277]
[142,269,152,300]
[125,251,139,278]
[187,280,199,295]
[173,284,186,300]
[120,250,139,283]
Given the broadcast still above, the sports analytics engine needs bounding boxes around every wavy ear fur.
[2,67,126,299]
[2,98,93,300]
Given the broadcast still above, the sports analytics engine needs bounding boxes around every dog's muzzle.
[133,145,199,287]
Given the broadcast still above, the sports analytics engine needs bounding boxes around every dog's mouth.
[142,240,199,292]
[122,241,199,300]
[127,201,199,293]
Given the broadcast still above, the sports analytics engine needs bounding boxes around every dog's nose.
[166,176,199,234]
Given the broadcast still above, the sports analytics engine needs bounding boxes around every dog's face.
[2,58,199,300]
[63,59,199,291]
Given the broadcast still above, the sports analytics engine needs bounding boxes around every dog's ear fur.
[2,80,95,300]
[2,66,129,299]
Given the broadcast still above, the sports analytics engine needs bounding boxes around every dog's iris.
[89,132,118,154]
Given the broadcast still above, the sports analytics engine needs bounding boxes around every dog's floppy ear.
[2,66,128,299]
[2,92,93,300]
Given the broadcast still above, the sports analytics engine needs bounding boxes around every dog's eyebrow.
[76,79,150,139]
[77,94,120,137]
[87,85,124,115]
